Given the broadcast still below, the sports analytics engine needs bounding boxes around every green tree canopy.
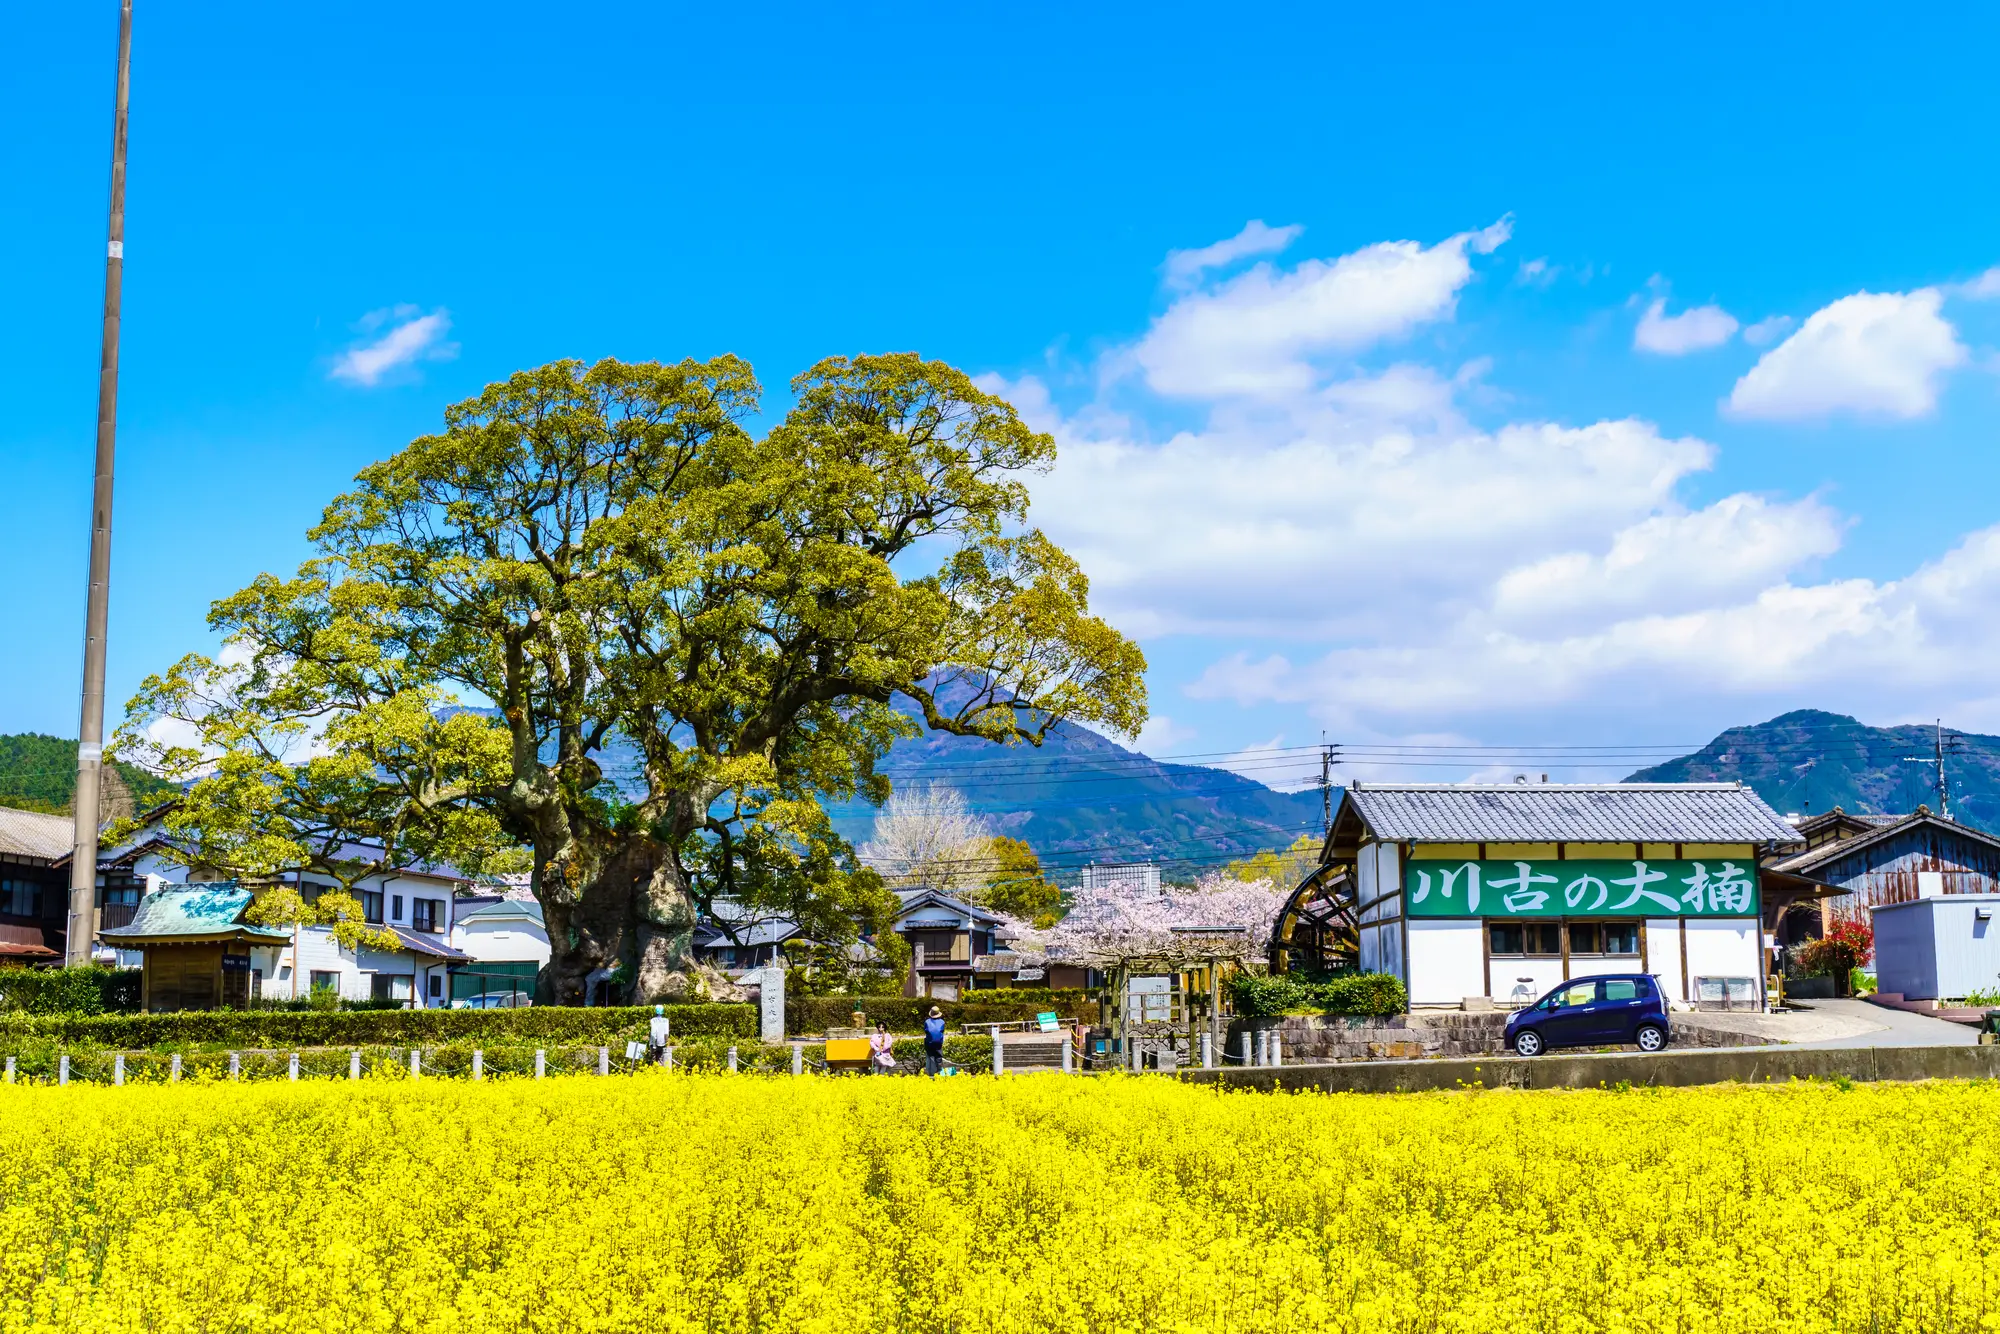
[116,355,1145,1002]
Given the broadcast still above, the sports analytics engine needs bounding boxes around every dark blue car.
[1504,973,1670,1056]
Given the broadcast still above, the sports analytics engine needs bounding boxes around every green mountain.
[0,733,181,820]
[1627,709,1997,829]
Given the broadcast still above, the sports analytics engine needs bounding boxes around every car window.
[1554,982,1597,1008]
[1603,979,1639,1001]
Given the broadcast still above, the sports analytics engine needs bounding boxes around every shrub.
[0,1003,754,1050]
[1228,971,1407,1018]
[1799,921,1874,991]
[0,966,140,1015]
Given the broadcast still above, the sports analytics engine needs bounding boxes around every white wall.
[454,916,550,965]
[1684,918,1761,990]
[1645,919,1684,1002]
[1406,919,1484,1005]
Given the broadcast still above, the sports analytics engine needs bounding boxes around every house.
[0,806,78,962]
[1317,781,1803,1009]
[691,903,807,973]
[1762,806,2000,933]
[449,896,549,1005]
[98,882,293,1010]
[894,888,1006,1000]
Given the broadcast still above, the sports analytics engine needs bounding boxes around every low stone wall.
[1223,1010,1763,1062]
[1181,1042,2000,1094]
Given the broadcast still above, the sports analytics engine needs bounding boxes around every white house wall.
[1406,919,1483,1005]
[454,918,550,966]
[1684,918,1761,988]
[1490,957,1566,1006]
[1645,919,1685,1002]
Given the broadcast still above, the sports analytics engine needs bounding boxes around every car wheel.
[1635,1023,1667,1053]
[1513,1029,1544,1057]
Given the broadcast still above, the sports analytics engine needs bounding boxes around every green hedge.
[0,1003,754,1050]
[0,967,141,1015]
[1228,971,1407,1018]
[786,991,1093,1034]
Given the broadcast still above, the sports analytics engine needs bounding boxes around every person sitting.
[869,1022,897,1074]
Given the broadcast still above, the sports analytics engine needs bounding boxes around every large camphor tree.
[117,355,1145,1003]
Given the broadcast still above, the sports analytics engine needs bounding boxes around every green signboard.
[1403,859,1758,919]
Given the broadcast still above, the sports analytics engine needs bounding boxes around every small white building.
[1316,782,1804,1010]
[1872,892,2000,1002]
[448,897,549,1006]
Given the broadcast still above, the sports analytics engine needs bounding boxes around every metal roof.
[1341,782,1803,845]
[99,883,293,945]
[455,897,545,927]
[0,806,74,862]
[1768,811,2000,876]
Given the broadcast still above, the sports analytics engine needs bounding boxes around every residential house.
[448,896,549,1005]
[691,906,806,974]
[895,888,1006,1000]
[0,806,77,962]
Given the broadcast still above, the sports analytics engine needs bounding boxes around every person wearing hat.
[922,1005,947,1076]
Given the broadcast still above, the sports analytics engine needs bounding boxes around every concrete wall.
[1182,1042,2000,1093]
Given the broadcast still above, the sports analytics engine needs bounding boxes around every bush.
[785,992,1093,1035]
[1228,971,1407,1018]
[1798,922,1873,992]
[0,1003,755,1050]
[0,966,140,1015]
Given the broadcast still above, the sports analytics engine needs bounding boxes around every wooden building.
[1306,782,1803,1008]
[1763,806,2000,931]
[99,883,292,1010]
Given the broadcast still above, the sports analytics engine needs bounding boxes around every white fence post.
[791,1043,803,1076]
[349,1050,361,1080]
[114,1053,125,1086]
[1239,1031,1254,1067]
[169,1054,180,1083]
[534,1049,545,1079]
[1201,1033,1214,1069]
[1271,1033,1283,1068]
[1061,1040,1072,1074]
[5,1056,15,1084]
[597,1046,609,1076]
[472,1050,483,1081]
[410,1049,421,1080]
[1129,1042,1141,1073]
[228,1052,240,1081]
[993,1034,1006,1076]
[663,1046,674,1072]
[288,1053,299,1082]
[726,1046,738,1073]
[59,1055,69,1086]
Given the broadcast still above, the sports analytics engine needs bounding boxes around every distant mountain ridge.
[1627,709,1999,829]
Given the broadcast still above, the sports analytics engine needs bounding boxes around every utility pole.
[1900,720,1951,821]
[66,0,133,969]
[1320,738,1337,836]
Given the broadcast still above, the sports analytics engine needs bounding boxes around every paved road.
[1785,998,1982,1048]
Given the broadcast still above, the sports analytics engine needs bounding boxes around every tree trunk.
[534,833,696,1005]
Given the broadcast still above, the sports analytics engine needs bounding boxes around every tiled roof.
[99,883,292,944]
[0,806,73,862]
[455,897,544,927]
[1343,783,1803,845]
[893,888,1002,926]
[386,926,470,962]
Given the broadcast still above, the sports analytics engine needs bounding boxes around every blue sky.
[8,3,2000,789]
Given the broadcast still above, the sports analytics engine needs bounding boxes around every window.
[390,894,405,923]
[1489,922,1561,956]
[1603,979,1643,1001]
[1570,922,1639,956]
[1548,981,1598,1009]
[360,890,384,924]
[96,879,140,908]
[411,898,443,933]
[427,973,442,998]
[0,879,43,918]
[309,970,340,995]
[370,973,414,1002]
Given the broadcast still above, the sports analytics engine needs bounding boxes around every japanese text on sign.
[1402,859,1757,918]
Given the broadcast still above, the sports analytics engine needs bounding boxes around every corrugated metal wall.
[1816,826,2000,927]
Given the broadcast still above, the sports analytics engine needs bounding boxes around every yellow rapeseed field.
[3,1073,1997,1332]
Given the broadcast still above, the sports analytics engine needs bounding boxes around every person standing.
[922,1006,947,1076]
[869,1021,897,1074]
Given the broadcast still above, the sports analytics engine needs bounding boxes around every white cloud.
[1163,221,1303,289]
[1516,258,1557,287]
[1633,297,1738,354]
[1726,289,1966,420]
[1205,735,1318,790]
[1131,219,1510,398]
[1742,315,1795,346]
[330,306,458,386]
[1130,714,1198,754]
[1951,267,2000,300]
